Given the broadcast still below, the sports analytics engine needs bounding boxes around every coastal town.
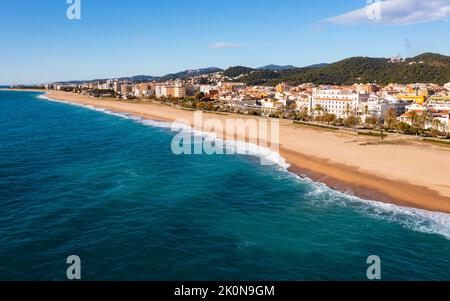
[4,0,450,285]
[17,67,450,139]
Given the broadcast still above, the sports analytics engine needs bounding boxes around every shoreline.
[282,148,450,212]
[4,89,450,214]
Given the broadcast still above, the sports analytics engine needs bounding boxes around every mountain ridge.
[235,53,450,86]
[55,67,223,84]
[54,53,450,86]
[257,65,297,71]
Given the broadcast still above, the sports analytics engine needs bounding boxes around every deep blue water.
[0,91,449,280]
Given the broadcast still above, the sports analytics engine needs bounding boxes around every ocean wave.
[38,93,290,169]
[38,93,450,240]
[298,177,450,240]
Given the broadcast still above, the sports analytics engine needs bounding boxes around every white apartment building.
[399,108,449,132]
[295,99,311,111]
[120,83,133,96]
[433,112,450,132]
[399,99,450,132]
[405,103,426,113]
[133,86,141,97]
[113,81,120,93]
[311,87,369,118]
[132,84,154,98]
[363,100,388,118]
[100,82,112,90]
[361,95,409,118]
[427,101,450,112]
[259,99,275,109]
[443,83,450,92]
[200,85,215,94]
[155,85,167,98]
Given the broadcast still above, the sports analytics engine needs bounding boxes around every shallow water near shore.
[1,91,450,280]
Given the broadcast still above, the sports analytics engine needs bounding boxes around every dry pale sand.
[34,91,450,213]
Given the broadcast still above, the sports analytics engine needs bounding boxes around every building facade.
[312,87,369,118]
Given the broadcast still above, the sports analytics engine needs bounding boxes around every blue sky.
[1,0,450,84]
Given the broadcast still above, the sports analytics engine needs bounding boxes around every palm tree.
[384,108,398,130]
[408,111,420,134]
[345,103,351,116]
[432,119,444,133]
[408,111,419,124]
[289,102,297,112]
[299,108,309,121]
[420,110,433,131]
[365,116,379,129]
[314,104,323,117]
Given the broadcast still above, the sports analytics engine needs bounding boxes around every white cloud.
[325,0,450,25]
[209,42,241,49]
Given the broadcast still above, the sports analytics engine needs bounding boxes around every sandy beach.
[16,90,450,214]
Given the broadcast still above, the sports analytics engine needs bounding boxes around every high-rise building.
[120,83,132,96]
[113,81,120,93]
[155,84,186,98]
[155,85,167,98]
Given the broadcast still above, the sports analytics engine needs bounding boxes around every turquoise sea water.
[0,91,449,280]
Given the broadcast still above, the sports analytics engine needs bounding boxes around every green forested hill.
[228,53,450,86]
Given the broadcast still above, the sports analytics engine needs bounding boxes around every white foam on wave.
[296,176,450,240]
[39,93,289,169]
[224,139,290,170]
[141,113,290,169]
[38,93,450,240]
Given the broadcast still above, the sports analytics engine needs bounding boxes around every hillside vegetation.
[225,53,450,86]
